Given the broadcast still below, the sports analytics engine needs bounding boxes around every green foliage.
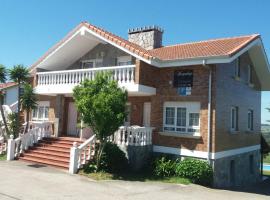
[175,158,213,186]
[153,156,179,177]
[8,113,19,138]
[99,142,128,173]
[73,72,127,170]
[9,64,29,84]
[73,72,127,140]
[0,64,7,83]
[21,83,37,111]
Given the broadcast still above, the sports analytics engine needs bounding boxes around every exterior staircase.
[19,137,84,169]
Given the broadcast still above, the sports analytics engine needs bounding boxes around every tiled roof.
[149,34,260,61]
[30,21,261,70]
[0,82,17,89]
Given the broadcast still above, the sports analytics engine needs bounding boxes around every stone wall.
[213,149,261,188]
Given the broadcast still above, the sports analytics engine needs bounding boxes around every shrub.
[175,158,213,186]
[99,142,128,173]
[153,156,179,177]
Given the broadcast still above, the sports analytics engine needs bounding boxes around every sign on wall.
[174,70,193,96]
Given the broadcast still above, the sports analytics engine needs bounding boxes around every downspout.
[203,60,212,162]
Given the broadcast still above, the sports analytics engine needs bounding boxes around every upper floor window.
[32,101,50,121]
[247,65,253,84]
[117,56,132,66]
[163,102,200,134]
[82,59,103,68]
[247,109,254,131]
[235,58,241,77]
[231,106,239,132]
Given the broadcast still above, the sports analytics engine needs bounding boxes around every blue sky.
[0,0,269,123]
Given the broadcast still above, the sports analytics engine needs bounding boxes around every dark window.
[235,58,241,77]
[248,110,254,131]
[230,160,235,185]
[249,155,254,174]
[231,107,239,131]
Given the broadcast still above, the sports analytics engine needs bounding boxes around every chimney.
[128,26,163,50]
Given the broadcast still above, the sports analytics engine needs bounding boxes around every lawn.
[0,154,6,161]
[79,170,191,185]
[263,170,270,176]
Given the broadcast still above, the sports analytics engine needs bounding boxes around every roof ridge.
[151,34,260,50]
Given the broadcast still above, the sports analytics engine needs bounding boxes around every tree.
[21,83,37,134]
[9,65,30,134]
[0,64,9,135]
[73,72,127,170]
[267,107,270,123]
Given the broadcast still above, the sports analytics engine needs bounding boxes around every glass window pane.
[44,107,49,119]
[165,107,175,125]
[32,109,37,118]
[177,108,186,126]
[189,113,199,126]
[38,107,45,119]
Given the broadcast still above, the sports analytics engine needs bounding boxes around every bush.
[176,158,213,186]
[153,156,179,177]
[99,142,128,173]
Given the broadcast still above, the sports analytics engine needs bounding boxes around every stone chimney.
[128,26,163,50]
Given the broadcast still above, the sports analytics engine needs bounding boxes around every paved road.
[0,161,269,200]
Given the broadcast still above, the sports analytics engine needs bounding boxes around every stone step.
[28,149,70,158]
[19,156,69,169]
[21,153,70,163]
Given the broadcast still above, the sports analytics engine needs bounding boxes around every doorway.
[143,102,151,127]
[67,102,78,137]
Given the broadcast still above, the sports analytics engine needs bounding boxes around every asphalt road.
[0,161,269,200]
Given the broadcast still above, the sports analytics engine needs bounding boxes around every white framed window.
[32,101,50,121]
[81,59,103,68]
[235,58,240,77]
[231,106,239,132]
[163,102,200,134]
[247,109,254,131]
[117,56,132,66]
[247,65,252,84]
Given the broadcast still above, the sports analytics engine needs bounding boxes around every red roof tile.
[0,82,17,89]
[149,34,260,61]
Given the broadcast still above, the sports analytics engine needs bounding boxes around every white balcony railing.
[36,65,135,86]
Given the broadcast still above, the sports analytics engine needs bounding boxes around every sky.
[0,0,269,123]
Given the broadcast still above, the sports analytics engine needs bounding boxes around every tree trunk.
[96,139,106,171]
[0,95,9,136]
[17,81,21,135]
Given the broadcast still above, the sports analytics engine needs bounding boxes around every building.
[25,22,270,187]
[0,82,18,108]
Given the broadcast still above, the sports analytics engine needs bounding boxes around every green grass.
[263,170,270,176]
[79,170,191,185]
[0,154,6,161]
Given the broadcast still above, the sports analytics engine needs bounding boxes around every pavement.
[0,161,269,200]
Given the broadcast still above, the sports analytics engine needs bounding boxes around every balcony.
[34,65,156,96]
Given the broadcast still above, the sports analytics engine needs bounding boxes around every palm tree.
[21,84,37,134]
[9,65,29,133]
[0,64,9,135]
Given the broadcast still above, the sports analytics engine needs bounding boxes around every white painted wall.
[4,86,18,106]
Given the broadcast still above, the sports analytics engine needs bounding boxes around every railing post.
[7,135,15,161]
[69,142,79,174]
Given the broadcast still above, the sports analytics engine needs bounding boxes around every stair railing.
[69,134,96,174]
[7,122,53,161]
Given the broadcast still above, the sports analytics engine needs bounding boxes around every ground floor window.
[163,102,200,134]
[249,155,254,174]
[32,101,50,121]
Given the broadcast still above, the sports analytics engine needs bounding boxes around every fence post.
[69,142,79,174]
[7,135,15,161]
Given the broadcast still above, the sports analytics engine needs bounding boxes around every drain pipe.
[203,60,212,163]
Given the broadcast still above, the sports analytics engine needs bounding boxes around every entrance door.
[143,102,151,127]
[67,102,78,136]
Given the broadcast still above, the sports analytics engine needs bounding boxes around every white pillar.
[69,142,79,174]
[7,135,15,161]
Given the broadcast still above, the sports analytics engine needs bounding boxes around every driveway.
[0,161,269,200]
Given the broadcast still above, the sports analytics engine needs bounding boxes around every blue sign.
[177,87,191,96]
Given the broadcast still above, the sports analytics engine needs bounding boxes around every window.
[249,155,254,174]
[81,59,103,68]
[117,56,132,66]
[235,58,240,77]
[231,106,239,131]
[32,101,50,121]
[247,109,254,131]
[247,65,252,84]
[230,160,235,185]
[163,102,200,134]
[124,103,131,126]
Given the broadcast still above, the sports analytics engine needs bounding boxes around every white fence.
[7,122,53,160]
[69,134,96,174]
[37,65,135,86]
[109,126,153,146]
